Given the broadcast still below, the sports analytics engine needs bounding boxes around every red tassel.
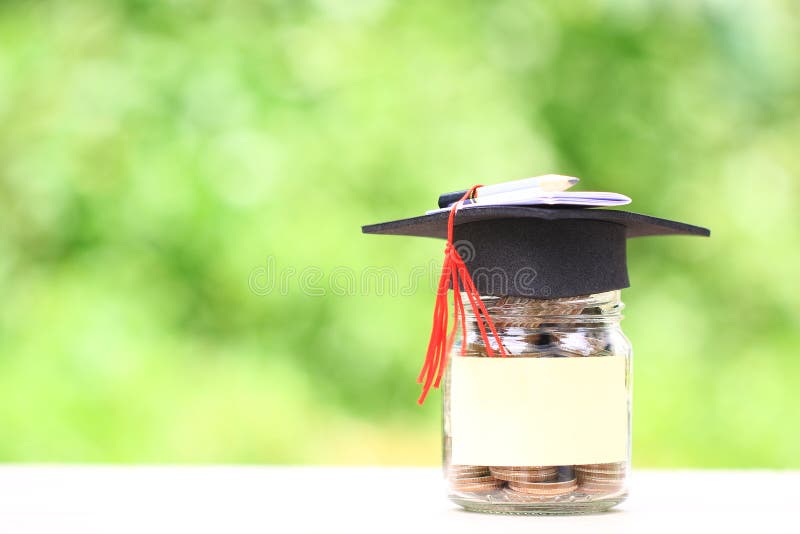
[417,186,507,405]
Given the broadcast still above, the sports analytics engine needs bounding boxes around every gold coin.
[577,476,626,486]
[575,465,626,472]
[448,464,488,470]
[448,466,490,472]
[489,467,559,483]
[491,465,557,471]
[448,465,490,478]
[507,477,577,496]
[506,485,574,498]
[579,481,625,494]
[450,475,497,484]
[575,471,625,480]
[450,475,504,493]
[575,465,626,474]
[576,472,626,483]
[575,462,626,471]
[576,467,624,475]
[490,469,559,478]
[510,477,577,489]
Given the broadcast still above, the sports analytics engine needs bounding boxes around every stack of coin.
[575,462,626,494]
[504,477,578,501]
[447,465,502,493]
[489,465,559,483]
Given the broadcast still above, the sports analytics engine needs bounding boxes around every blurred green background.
[1,0,798,466]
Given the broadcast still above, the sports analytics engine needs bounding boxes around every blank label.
[450,355,628,466]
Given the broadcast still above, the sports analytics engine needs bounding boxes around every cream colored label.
[450,355,628,466]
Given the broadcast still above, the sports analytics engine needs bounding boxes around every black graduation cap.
[362,205,710,299]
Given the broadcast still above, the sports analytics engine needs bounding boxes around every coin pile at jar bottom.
[448,463,625,500]
[447,465,504,493]
[575,463,626,494]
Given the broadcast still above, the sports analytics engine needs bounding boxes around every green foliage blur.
[1,0,798,466]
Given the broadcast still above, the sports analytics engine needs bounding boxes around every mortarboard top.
[362,205,710,299]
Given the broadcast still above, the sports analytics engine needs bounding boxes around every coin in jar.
[489,467,558,483]
[450,475,503,493]
[507,477,577,496]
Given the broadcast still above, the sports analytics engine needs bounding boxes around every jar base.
[450,492,627,515]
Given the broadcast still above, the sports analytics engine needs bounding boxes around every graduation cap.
[362,204,709,299]
[361,183,710,403]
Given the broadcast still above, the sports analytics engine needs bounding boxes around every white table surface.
[0,467,794,533]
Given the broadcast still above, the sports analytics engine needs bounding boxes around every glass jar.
[442,290,632,514]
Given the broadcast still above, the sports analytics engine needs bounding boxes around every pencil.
[437,174,579,208]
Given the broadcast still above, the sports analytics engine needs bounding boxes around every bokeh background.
[1,0,798,466]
